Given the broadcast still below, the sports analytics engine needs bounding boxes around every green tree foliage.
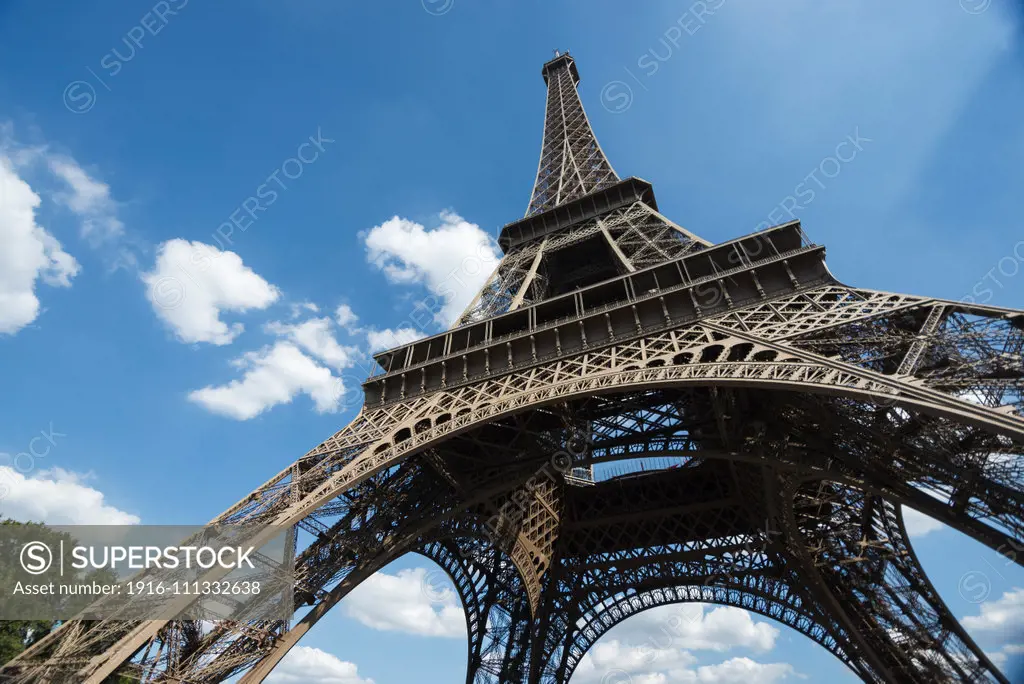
[0,619,52,667]
[0,520,119,669]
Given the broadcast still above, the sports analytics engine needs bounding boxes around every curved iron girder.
[526,472,1008,684]
[5,293,1022,682]
[6,376,1015,679]
[774,476,1007,683]
[6,387,1015,679]
[415,539,532,684]
[576,387,1023,559]
[190,289,1019,552]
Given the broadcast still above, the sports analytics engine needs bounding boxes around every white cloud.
[289,301,319,318]
[573,639,697,683]
[188,342,344,420]
[0,155,80,335]
[265,317,359,371]
[902,506,945,537]
[678,658,797,684]
[603,604,779,653]
[334,303,358,329]
[365,326,424,353]
[574,644,796,684]
[142,239,280,345]
[571,605,792,684]
[266,646,374,684]
[959,585,1024,673]
[0,467,138,525]
[342,567,466,638]
[962,588,1024,635]
[987,643,1024,668]
[363,211,500,325]
[47,157,124,242]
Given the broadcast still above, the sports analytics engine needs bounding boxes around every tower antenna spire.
[527,50,618,216]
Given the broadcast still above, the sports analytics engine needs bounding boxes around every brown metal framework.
[4,51,1022,684]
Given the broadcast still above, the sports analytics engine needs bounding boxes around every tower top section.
[525,53,619,216]
[542,51,580,86]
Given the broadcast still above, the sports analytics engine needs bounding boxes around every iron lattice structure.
[5,51,1023,684]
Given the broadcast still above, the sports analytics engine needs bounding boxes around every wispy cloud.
[47,157,125,242]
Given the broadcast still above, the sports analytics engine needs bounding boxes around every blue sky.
[1,1,1023,682]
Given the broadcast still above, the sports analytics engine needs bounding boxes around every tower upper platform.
[542,52,580,86]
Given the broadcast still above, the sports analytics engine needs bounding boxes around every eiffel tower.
[5,51,1024,684]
